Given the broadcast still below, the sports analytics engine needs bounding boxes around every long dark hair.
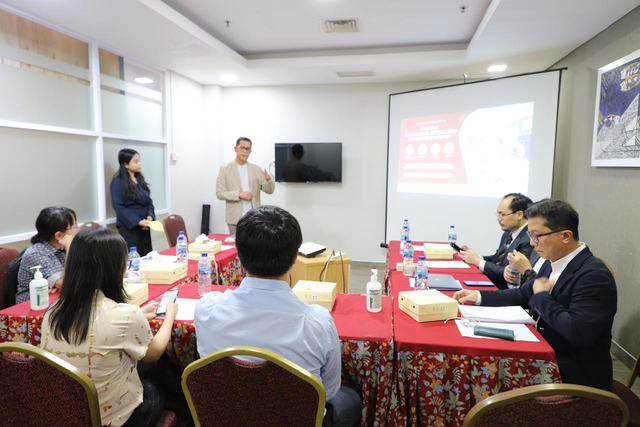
[112,148,150,201]
[31,207,77,245]
[48,228,129,346]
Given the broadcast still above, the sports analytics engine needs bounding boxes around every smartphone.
[156,289,178,315]
[463,280,494,287]
[450,241,463,252]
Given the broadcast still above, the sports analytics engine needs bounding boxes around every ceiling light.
[221,73,238,82]
[134,77,154,84]
[488,64,507,72]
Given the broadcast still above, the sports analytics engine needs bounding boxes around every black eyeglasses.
[526,230,562,244]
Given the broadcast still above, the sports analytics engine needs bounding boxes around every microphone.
[380,243,388,249]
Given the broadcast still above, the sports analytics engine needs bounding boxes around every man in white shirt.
[459,193,534,289]
[453,198,617,391]
[194,205,361,427]
[216,137,275,234]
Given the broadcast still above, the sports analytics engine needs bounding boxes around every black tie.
[494,235,513,265]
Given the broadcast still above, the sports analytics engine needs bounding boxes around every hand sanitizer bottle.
[29,265,49,311]
[366,269,382,313]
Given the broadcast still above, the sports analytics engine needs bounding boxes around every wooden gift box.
[140,262,188,285]
[422,243,454,259]
[124,281,149,306]
[188,240,222,261]
[398,290,458,322]
[293,280,337,312]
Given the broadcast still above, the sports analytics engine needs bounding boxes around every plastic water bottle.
[400,225,409,254]
[128,247,141,283]
[448,225,457,244]
[403,219,410,234]
[176,231,188,263]
[414,256,429,290]
[402,239,414,276]
[198,253,212,296]
[508,263,521,289]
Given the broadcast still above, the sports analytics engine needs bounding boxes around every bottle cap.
[179,231,185,235]
[130,247,137,252]
[403,225,408,229]
[404,219,408,221]
[450,225,455,228]
[419,256,425,261]
[30,265,43,280]
[201,253,208,257]
[406,240,411,243]
[370,268,379,282]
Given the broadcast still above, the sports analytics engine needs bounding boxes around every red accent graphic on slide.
[398,112,470,186]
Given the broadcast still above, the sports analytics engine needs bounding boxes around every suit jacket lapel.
[551,247,592,296]
[231,162,242,191]
[529,250,541,269]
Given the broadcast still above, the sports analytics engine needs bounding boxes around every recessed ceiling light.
[488,64,507,72]
[134,77,154,84]
[221,74,238,82]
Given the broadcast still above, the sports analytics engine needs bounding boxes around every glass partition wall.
[0,7,169,244]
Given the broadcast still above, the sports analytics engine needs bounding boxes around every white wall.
[169,73,223,241]
[218,83,420,261]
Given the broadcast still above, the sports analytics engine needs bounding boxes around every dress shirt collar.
[511,222,528,242]
[550,242,586,278]
[238,276,292,292]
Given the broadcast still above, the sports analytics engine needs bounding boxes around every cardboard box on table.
[398,290,458,322]
[188,240,222,261]
[140,262,188,285]
[124,281,149,306]
[422,243,454,260]
[293,280,337,312]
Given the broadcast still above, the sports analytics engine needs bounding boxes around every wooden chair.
[0,342,178,427]
[164,214,188,247]
[463,383,629,427]
[613,355,640,427]
[0,246,20,309]
[182,346,326,427]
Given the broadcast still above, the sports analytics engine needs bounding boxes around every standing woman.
[111,148,155,256]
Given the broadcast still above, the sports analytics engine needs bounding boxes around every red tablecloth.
[385,240,561,427]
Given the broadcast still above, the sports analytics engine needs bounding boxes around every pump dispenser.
[366,268,382,313]
[29,265,49,311]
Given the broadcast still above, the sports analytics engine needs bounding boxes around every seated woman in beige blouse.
[41,228,178,427]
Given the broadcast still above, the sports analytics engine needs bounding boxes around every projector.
[299,242,327,258]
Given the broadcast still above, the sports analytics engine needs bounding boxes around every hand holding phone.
[450,241,463,252]
[157,289,178,315]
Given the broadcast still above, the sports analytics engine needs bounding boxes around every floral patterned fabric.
[387,351,562,427]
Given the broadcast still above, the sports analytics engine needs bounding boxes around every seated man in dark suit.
[459,193,534,289]
[453,198,617,391]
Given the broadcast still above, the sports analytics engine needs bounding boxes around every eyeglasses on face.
[526,229,562,244]
[237,146,252,152]
[495,212,516,219]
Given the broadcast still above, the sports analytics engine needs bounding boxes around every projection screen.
[385,70,562,254]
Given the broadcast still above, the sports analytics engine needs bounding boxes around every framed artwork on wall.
[591,48,640,167]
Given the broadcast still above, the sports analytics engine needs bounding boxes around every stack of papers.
[427,261,470,269]
[458,305,536,325]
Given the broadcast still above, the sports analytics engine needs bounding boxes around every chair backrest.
[80,221,102,230]
[0,342,102,427]
[164,214,188,247]
[463,383,629,427]
[182,346,326,427]
[0,247,20,309]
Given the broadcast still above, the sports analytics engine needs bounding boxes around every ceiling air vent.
[337,71,375,78]
[324,19,359,33]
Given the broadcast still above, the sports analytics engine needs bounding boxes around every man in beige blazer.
[216,137,276,234]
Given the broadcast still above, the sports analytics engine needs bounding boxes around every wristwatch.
[523,269,536,280]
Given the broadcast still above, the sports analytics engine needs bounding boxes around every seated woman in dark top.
[110,148,155,256]
[16,206,77,304]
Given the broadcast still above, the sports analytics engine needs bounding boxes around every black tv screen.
[275,143,342,183]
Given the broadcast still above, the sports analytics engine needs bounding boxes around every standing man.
[459,193,534,289]
[194,205,362,427]
[216,137,275,234]
[454,199,617,391]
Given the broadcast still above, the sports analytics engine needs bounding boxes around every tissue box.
[124,281,149,306]
[140,262,188,285]
[398,290,458,322]
[293,280,337,312]
[422,243,454,259]
[189,240,221,255]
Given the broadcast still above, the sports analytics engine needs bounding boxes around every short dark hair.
[31,206,77,244]
[503,193,533,216]
[236,137,252,147]
[48,228,129,345]
[525,198,579,240]
[235,205,303,278]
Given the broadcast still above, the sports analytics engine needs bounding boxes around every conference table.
[385,241,562,427]
[0,234,394,427]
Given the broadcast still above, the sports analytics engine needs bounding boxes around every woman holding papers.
[40,228,178,427]
[111,148,155,256]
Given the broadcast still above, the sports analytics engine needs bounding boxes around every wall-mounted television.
[275,143,342,183]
